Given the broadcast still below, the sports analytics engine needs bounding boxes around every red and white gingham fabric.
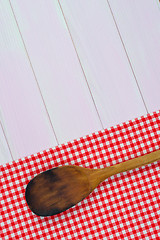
[1,110,160,240]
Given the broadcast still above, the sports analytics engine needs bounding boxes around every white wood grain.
[0,123,12,164]
[0,1,57,161]
[59,0,147,128]
[108,0,160,113]
[10,0,102,144]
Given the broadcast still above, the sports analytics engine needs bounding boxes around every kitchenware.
[25,149,160,216]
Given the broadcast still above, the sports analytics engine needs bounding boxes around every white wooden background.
[0,0,160,165]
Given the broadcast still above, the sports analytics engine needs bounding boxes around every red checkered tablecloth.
[1,111,160,239]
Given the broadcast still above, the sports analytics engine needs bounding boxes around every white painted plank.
[108,0,160,113]
[10,0,102,144]
[0,1,57,161]
[58,0,147,128]
[0,123,12,165]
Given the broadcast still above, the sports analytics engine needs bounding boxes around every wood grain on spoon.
[25,149,160,216]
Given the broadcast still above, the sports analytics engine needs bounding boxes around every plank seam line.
[57,0,104,129]
[0,120,14,161]
[8,0,59,145]
[106,0,149,114]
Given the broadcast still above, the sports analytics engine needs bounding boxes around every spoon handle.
[98,149,160,181]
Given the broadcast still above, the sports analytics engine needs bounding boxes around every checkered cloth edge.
[1,110,160,240]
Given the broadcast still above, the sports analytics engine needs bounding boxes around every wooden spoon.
[25,149,160,216]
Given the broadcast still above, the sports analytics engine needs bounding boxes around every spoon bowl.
[25,166,93,216]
